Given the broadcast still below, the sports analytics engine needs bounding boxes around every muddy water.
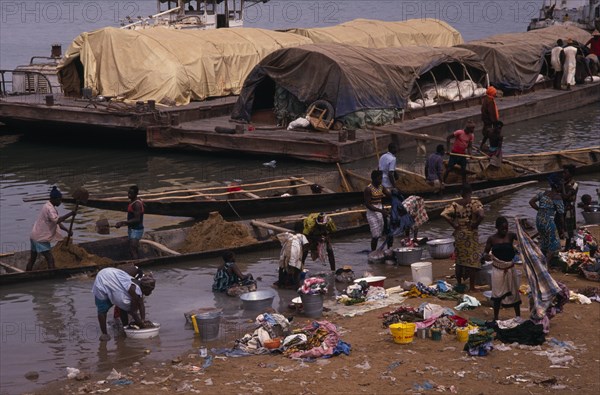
[1,178,599,394]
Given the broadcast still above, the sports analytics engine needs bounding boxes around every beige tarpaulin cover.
[286,18,463,48]
[58,27,312,105]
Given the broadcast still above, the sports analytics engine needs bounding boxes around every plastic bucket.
[191,309,222,341]
[300,293,324,318]
[411,262,433,285]
[389,322,416,344]
[456,327,469,342]
[431,328,442,341]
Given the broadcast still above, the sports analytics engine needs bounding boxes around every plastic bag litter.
[355,360,371,370]
[105,368,122,380]
[66,367,80,379]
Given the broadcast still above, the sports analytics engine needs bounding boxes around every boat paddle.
[65,187,89,245]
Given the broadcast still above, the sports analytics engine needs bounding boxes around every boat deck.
[0,93,238,132]
[148,81,600,163]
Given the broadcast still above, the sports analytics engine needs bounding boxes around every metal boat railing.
[0,70,57,97]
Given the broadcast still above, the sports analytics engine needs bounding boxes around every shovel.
[65,187,89,245]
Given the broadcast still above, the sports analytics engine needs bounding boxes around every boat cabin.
[528,0,600,32]
[1,44,62,96]
[121,0,254,30]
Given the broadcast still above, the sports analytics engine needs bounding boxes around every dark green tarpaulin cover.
[231,43,486,121]
[457,25,591,91]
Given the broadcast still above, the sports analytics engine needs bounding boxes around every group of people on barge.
[550,30,600,90]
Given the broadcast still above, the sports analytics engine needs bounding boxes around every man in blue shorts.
[115,185,144,259]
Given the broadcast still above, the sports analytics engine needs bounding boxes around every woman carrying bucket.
[482,216,521,321]
[441,185,484,291]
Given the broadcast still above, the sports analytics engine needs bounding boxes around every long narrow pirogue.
[3,182,537,284]
[23,147,599,220]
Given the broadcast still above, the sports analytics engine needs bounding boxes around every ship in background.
[122,0,268,30]
[528,0,600,31]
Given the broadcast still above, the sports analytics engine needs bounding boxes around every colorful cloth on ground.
[441,199,483,269]
[366,203,384,238]
[534,192,564,255]
[490,254,521,307]
[455,294,481,310]
[287,321,346,359]
[402,195,429,227]
[516,219,564,320]
[464,329,494,356]
[30,201,63,243]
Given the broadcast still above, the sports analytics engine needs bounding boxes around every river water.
[1,1,599,393]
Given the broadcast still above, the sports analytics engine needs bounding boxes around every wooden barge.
[147,82,600,162]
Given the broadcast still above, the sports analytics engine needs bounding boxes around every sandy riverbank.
[35,257,600,395]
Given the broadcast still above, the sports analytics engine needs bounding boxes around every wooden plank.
[139,240,181,256]
[337,163,351,192]
[0,261,24,273]
[558,153,588,164]
[250,220,290,234]
[372,126,447,143]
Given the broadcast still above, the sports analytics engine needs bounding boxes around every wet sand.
[36,256,600,395]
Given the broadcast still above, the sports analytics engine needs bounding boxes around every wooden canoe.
[2,181,535,284]
[24,147,598,220]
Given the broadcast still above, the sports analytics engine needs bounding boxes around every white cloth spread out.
[30,201,63,243]
[92,267,141,311]
[277,232,308,270]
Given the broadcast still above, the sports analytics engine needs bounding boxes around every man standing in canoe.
[480,86,499,142]
[443,121,475,185]
[378,143,398,191]
[115,185,144,259]
[480,121,504,168]
[26,186,75,271]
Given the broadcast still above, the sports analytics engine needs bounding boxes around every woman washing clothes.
[482,216,521,321]
[529,174,565,265]
[212,251,256,296]
[441,185,484,291]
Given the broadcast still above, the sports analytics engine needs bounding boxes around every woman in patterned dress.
[529,174,565,264]
[441,185,484,290]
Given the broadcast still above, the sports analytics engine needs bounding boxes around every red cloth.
[449,315,468,327]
